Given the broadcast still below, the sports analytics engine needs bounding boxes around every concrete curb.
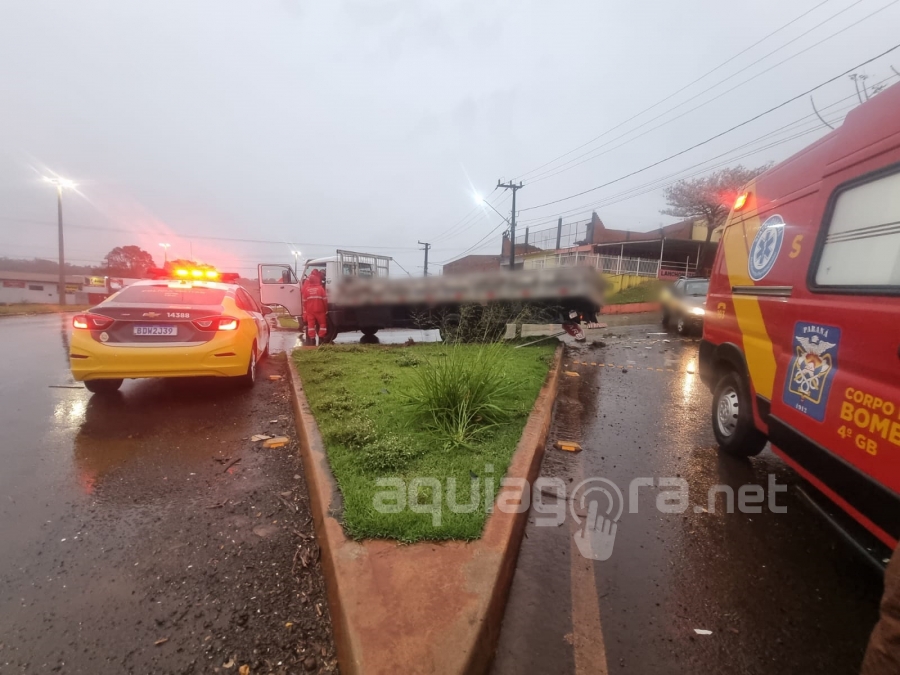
[286,344,564,675]
[602,301,660,314]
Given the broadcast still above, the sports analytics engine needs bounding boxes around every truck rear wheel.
[712,369,768,457]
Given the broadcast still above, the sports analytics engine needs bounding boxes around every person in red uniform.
[301,269,328,344]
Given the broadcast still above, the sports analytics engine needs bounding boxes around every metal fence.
[515,221,591,251]
[523,252,699,278]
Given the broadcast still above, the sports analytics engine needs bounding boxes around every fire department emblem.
[783,322,841,422]
[748,215,785,281]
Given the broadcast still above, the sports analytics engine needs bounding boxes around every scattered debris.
[222,457,242,473]
[154,637,169,646]
[268,374,283,381]
[239,665,251,675]
[564,371,580,377]
[554,440,583,453]
[250,434,272,442]
[223,657,235,668]
[263,436,290,449]
[252,523,279,538]
[304,655,318,671]
[693,629,713,635]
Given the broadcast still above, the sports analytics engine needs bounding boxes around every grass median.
[293,342,556,542]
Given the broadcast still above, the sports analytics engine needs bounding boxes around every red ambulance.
[700,80,900,552]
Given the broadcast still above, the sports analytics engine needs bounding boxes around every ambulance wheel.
[84,379,123,394]
[712,369,767,457]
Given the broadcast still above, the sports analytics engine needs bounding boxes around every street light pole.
[291,251,302,277]
[159,243,171,264]
[56,185,65,307]
[44,175,76,306]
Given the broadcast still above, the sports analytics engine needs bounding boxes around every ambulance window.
[815,168,900,289]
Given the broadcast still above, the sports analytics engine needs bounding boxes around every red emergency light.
[146,265,238,283]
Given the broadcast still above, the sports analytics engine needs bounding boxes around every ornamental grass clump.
[401,344,515,447]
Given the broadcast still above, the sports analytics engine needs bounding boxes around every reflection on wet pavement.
[494,322,883,675]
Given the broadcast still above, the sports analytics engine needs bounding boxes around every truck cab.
[258,251,393,340]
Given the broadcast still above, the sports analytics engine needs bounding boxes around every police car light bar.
[147,266,237,282]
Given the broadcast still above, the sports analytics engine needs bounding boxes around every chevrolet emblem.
[143,312,161,318]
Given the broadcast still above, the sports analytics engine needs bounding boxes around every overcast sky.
[1,0,898,276]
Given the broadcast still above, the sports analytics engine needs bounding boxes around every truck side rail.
[329,267,605,309]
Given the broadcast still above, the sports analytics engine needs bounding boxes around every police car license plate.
[134,325,177,336]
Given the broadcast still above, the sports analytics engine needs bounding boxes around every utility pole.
[43,175,77,307]
[56,185,65,307]
[497,180,523,270]
[418,241,431,276]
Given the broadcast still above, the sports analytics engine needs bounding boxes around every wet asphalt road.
[0,314,336,674]
[493,322,885,675]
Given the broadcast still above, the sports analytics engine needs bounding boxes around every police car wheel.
[238,345,257,387]
[84,379,123,394]
[712,369,767,457]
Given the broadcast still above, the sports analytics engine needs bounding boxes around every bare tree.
[660,164,772,242]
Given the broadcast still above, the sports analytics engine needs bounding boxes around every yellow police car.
[69,266,272,394]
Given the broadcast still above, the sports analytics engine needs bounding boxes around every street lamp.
[159,242,171,264]
[291,250,302,277]
[43,174,78,307]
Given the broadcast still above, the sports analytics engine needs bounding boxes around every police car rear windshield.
[112,285,227,305]
[685,280,709,296]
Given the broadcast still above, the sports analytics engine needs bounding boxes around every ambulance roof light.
[734,192,749,211]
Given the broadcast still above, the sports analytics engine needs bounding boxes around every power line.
[515,82,875,227]
[519,42,900,213]
[436,216,509,265]
[514,0,841,181]
[430,188,506,244]
[522,0,893,186]
[0,217,423,252]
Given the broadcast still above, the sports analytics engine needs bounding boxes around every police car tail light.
[192,316,239,332]
[73,313,113,330]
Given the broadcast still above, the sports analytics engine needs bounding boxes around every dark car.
[660,277,709,335]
